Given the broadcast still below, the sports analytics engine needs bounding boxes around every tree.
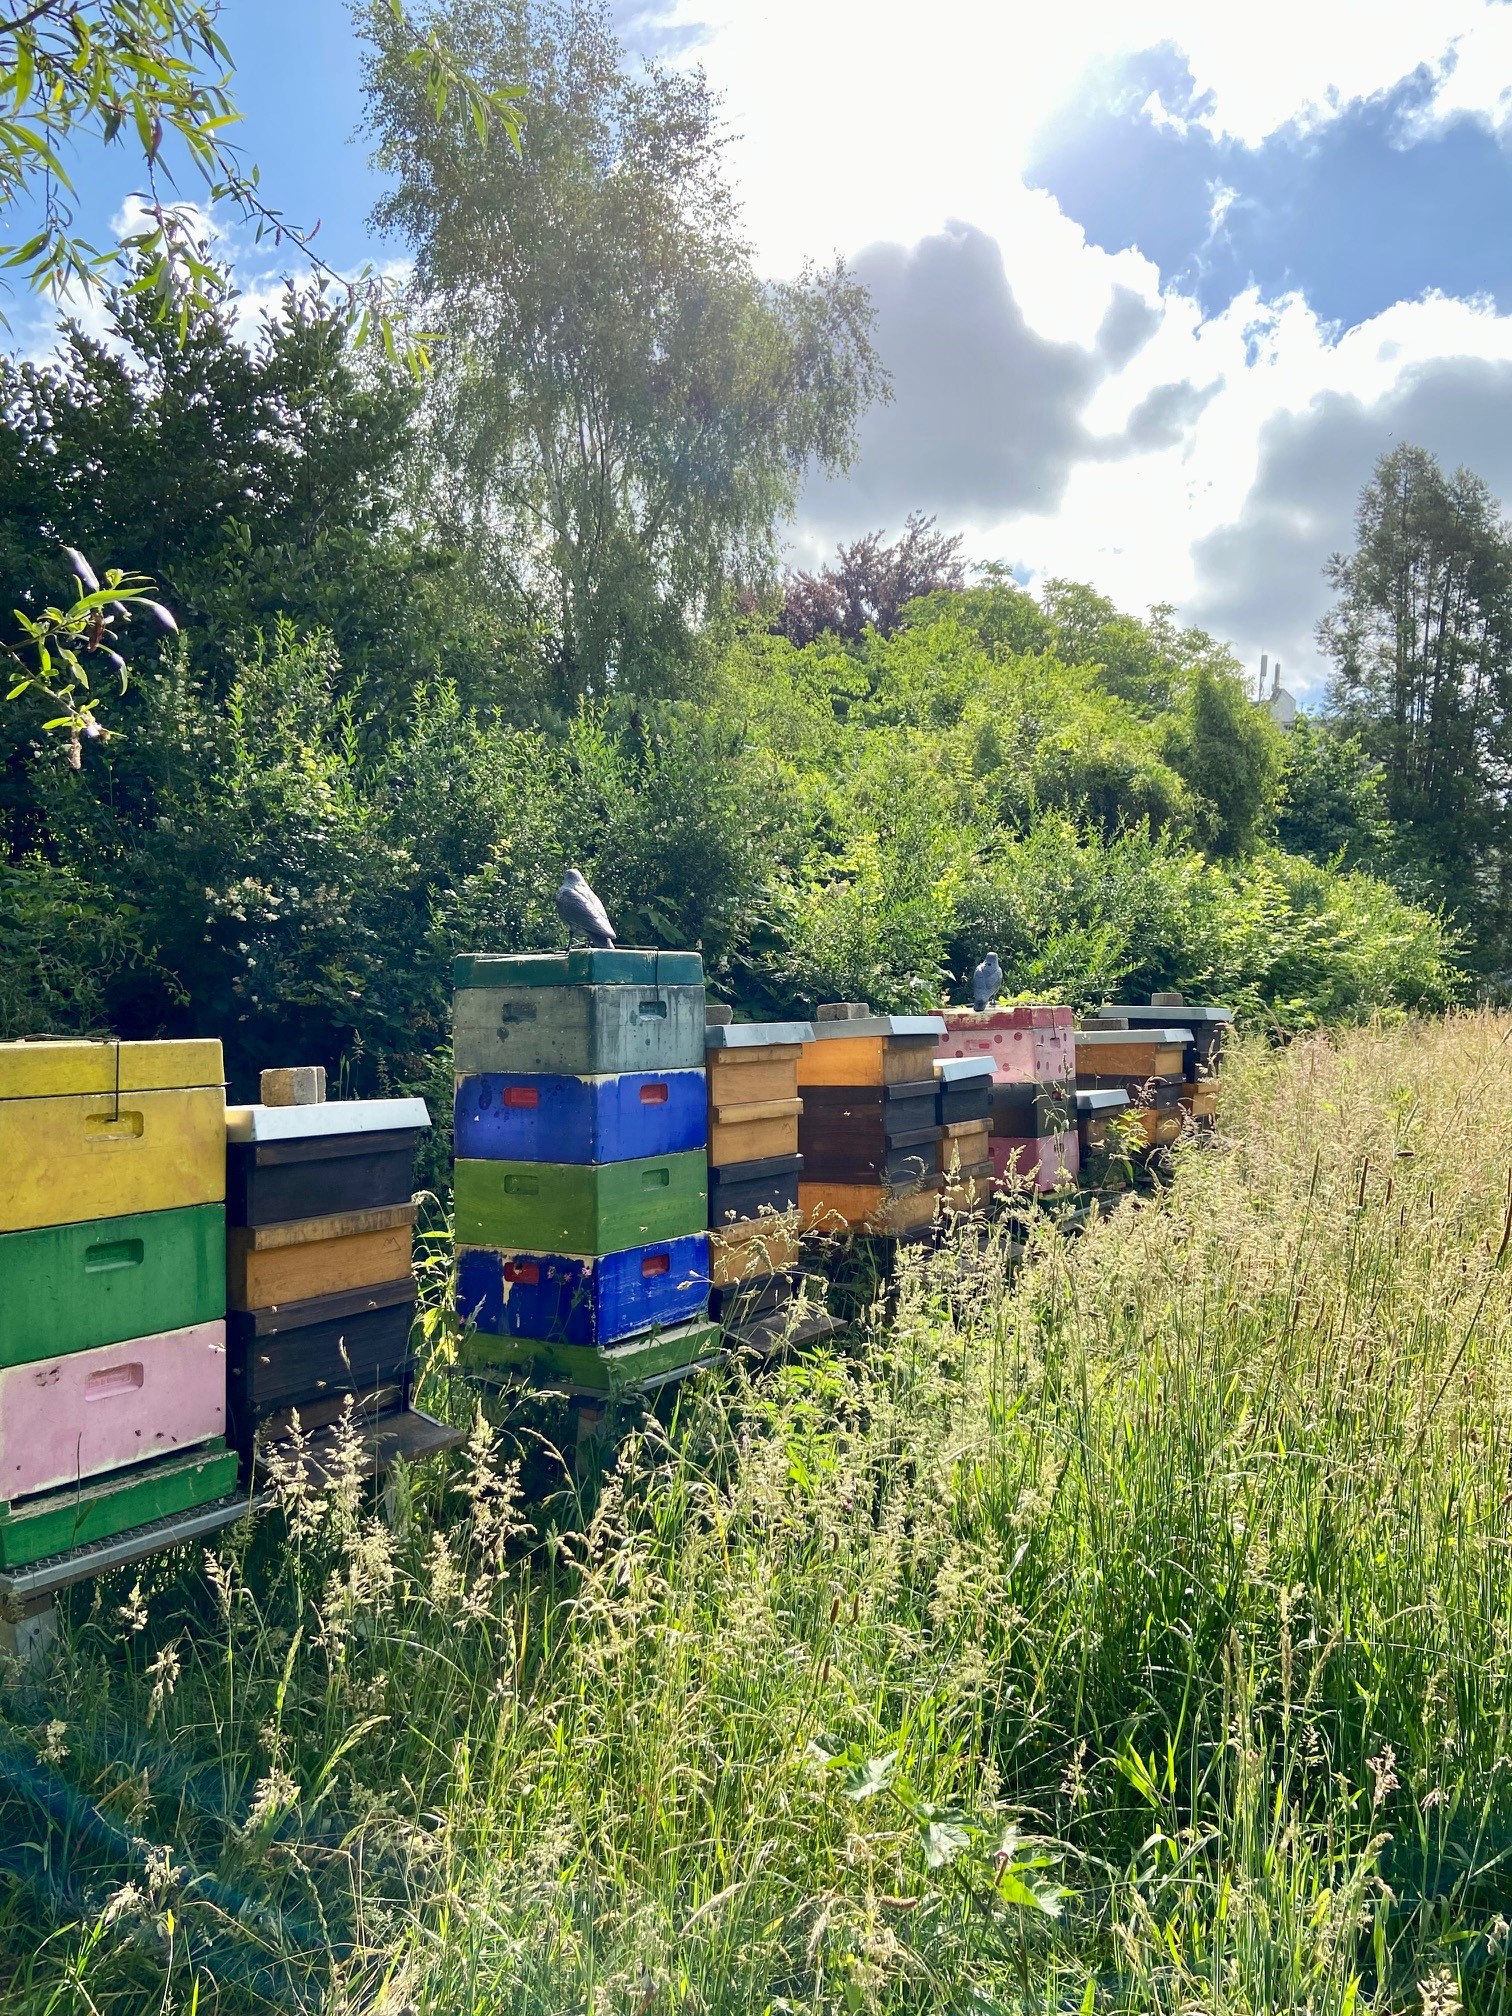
[0,0,517,356]
[1320,445,1512,921]
[776,512,965,646]
[0,279,506,714]
[1274,718,1394,870]
[363,0,886,709]
[1161,661,1284,857]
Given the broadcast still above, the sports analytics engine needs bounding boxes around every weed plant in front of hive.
[3,1016,1512,2010]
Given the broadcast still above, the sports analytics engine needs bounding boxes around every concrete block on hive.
[260,1066,326,1107]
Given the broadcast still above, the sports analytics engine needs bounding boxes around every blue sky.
[19,0,1512,699]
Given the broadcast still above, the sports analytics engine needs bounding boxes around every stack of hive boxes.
[936,1005,1079,1193]
[452,949,720,1393]
[798,1005,947,1236]
[934,1056,996,1210]
[1075,1087,1133,1191]
[0,1039,236,1571]
[704,1010,811,1338]
[224,1074,432,1472]
[1095,998,1232,1127]
[1073,1020,1188,1150]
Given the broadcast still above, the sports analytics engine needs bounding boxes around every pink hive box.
[938,1006,1075,1084]
[989,1130,1080,1192]
[0,1319,226,1503]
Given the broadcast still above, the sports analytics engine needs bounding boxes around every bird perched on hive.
[972,951,1003,1012]
[556,867,617,949]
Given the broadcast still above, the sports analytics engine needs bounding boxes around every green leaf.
[920,1816,971,1868]
[843,1751,899,1802]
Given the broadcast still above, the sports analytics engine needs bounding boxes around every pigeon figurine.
[972,950,1003,1012]
[556,867,617,949]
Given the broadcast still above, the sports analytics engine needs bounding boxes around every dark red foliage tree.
[777,512,966,645]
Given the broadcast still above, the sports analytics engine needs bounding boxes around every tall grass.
[5,1015,1512,2012]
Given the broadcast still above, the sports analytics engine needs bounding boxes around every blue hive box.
[456,1233,711,1347]
[454,1070,707,1164]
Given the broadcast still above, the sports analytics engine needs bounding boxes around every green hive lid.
[453,949,705,989]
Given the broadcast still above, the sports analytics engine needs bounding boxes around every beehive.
[936,1006,1074,1085]
[0,1037,234,1564]
[456,1233,710,1348]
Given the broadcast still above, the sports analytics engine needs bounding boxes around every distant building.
[1255,654,1297,729]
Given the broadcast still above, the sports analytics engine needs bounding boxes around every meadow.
[3,1014,1512,2014]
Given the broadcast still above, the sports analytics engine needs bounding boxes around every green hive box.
[0,1204,226,1369]
[453,984,707,1077]
[0,1442,240,1571]
[453,1152,707,1254]
[459,1317,723,1393]
[453,949,704,990]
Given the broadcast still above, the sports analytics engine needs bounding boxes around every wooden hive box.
[0,1441,239,1573]
[455,1069,707,1165]
[0,1202,225,1369]
[456,1233,710,1348]
[937,1006,1074,1084]
[940,1118,991,1171]
[800,1080,940,1185]
[454,1151,707,1255]
[707,1212,802,1287]
[989,1080,1075,1140]
[0,1319,226,1504]
[1075,1087,1130,1155]
[459,1315,723,1395]
[0,1039,225,1234]
[227,1203,417,1312]
[989,1132,1080,1192]
[452,952,706,1079]
[796,1013,945,1089]
[1076,1073,1183,1110]
[1099,1002,1231,1072]
[1074,1028,1190,1082]
[225,1098,430,1227]
[704,1021,812,1107]
[800,1176,943,1237]
[707,1095,803,1167]
[709,1268,797,1328]
[226,1279,416,1460]
[935,1056,995,1127]
[1179,1083,1219,1120]
[708,1153,803,1228]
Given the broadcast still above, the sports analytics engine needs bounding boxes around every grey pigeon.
[556,867,617,949]
[972,951,1003,1012]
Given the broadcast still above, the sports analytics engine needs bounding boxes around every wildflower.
[1418,1967,1461,2014]
[146,1638,182,1726]
[118,1578,148,1633]
[40,1720,68,1763]
[1368,1744,1400,1809]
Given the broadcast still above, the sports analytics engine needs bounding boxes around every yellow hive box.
[797,1034,939,1089]
[1179,1083,1219,1119]
[0,1038,223,1101]
[800,1178,941,1236]
[709,1212,802,1286]
[0,1037,226,1233]
[227,1203,418,1311]
[706,1042,804,1106]
[1136,1107,1184,1149]
[708,1096,802,1166]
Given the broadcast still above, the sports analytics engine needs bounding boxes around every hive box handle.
[84,1237,145,1273]
[85,1110,144,1144]
[636,1000,668,1021]
[641,1167,671,1188]
[503,1260,540,1285]
[85,1362,145,1401]
[503,1086,540,1109]
[502,1174,540,1195]
[638,1083,669,1104]
[641,1253,670,1277]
